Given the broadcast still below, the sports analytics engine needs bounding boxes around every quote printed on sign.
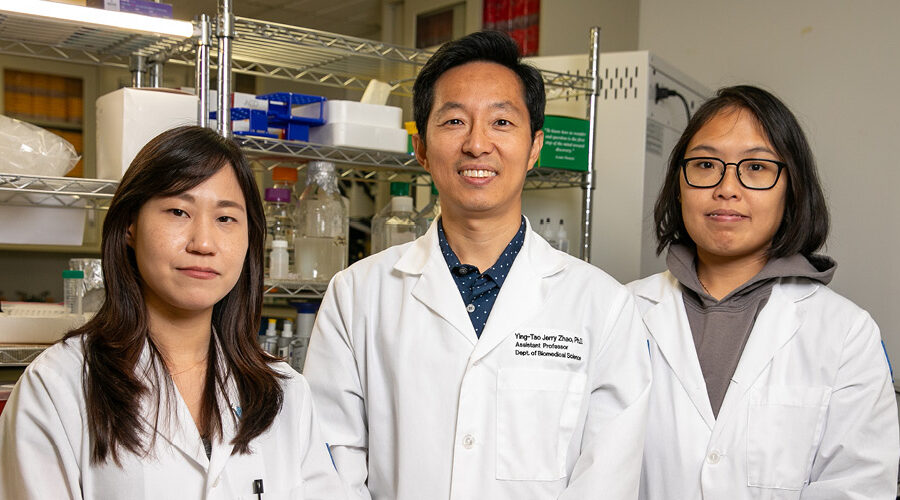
[514,332,583,361]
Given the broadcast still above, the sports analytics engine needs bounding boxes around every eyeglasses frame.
[680,156,787,190]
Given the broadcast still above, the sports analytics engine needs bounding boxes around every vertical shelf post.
[129,54,147,87]
[195,14,211,128]
[216,0,234,137]
[581,26,601,261]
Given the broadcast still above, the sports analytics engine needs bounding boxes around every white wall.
[639,0,900,365]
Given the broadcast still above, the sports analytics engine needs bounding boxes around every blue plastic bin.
[258,92,327,125]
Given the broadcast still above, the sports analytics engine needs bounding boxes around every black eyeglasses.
[681,157,787,190]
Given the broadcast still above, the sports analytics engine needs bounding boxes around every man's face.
[413,61,543,222]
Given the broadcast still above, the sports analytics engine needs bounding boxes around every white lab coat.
[304,218,652,500]
[0,335,346,500]
[628,272,900,500]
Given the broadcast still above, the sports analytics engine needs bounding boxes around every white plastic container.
[309,122,408,153]
[95,87,198,180]
[293,100,402,128]
[269,239,290,279]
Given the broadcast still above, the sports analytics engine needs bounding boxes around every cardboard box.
[87,0,173,18]
[96,87,198,180]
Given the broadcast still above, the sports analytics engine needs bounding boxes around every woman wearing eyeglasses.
[630,85,899,499]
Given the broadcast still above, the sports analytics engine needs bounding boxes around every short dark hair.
[413,30,545,143]
[654,85,829,258]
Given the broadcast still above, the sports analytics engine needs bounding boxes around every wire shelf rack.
[0,173,117,209]
[263,279,328,300]
[0,11,196,67]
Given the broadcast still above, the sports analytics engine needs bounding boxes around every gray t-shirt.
[666,244,836,417]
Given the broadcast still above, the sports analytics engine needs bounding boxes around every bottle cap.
[264,188,291,203]
[272,239,288,248]
[282,320,293,337]
[392,195,414,213]
[389,182,410,197]
[62,270,84,279]
[272,167,298,183]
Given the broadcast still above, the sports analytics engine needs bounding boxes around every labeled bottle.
[556,219,569,253]
[270,239,290,279]
[262,318,279,355]
[62,269,84,315]
[264,187,295,274]
[277,320,294,359]
[414,183,441,237]
[289,302,318,372]
[295,161,349,281]
[371,182,416,253]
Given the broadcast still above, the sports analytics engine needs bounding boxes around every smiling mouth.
[459,169,497,178]
[706,210,749,220]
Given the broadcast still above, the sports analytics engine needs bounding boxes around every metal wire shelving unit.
[0,11,196,68]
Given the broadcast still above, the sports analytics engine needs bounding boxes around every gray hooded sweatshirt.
[666,244,836,417]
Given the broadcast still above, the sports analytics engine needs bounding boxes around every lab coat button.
[466,304,475,313]
[212,477,220,487]
[462,434,475,449]
[707,451,721,464]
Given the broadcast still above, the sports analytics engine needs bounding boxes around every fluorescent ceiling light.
[0,0,194,39]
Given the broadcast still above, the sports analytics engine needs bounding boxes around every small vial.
[62,270,84,315]
[270,239,289,279]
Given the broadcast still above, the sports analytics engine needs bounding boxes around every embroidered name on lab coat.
[514,331,584,361]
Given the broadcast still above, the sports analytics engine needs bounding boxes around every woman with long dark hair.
[630,86,899,498]
[0,126,345,499]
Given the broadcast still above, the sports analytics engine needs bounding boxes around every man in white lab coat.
[303,31,652,500]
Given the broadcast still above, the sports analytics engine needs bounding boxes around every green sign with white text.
[537,115,589,171]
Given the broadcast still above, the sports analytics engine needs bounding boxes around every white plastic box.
[309,122,408,153]
[293,100,402,128]
[96,88,198,180]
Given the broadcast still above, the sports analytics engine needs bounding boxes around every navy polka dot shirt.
[438,217,526,338]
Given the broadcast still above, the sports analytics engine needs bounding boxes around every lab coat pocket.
[747,385,830,490]
[496,368,587,481]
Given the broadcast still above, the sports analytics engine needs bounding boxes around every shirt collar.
[438,216,526,287]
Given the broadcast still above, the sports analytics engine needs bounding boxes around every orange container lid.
[271,167,298,183]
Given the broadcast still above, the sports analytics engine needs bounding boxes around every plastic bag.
[0,114,80,177]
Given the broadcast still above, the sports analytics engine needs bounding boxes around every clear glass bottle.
[294,161,349,282]
[371,182,416,253]
[414,183,441,237]
[264,187,295,274]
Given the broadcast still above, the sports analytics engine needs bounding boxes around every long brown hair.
[64,126,283,464]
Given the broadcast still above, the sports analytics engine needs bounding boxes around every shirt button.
[466,304,475,313]
[707,450,721,464]
[462,434,475,449]
[458,267,469,275]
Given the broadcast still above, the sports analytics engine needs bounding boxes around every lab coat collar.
[635,273,819,429]
[398,216,568,359]
[639,272,716,429]
[134,332,239,473]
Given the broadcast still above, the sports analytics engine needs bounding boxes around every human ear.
[412,134,428,172]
